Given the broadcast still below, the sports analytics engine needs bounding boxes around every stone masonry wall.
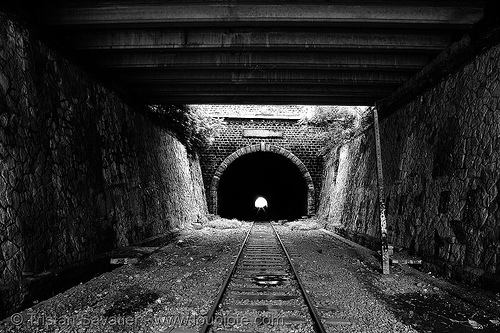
[0,13,207,313]
[319,41,500,291]
[199,118,323,213]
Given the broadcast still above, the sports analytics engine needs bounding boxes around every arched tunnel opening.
[218,151,308,221]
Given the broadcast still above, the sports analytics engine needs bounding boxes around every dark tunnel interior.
[218,151,308,221]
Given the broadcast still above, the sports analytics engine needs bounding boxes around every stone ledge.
[0,255,111,320]
[400,264,500,318]
[320,228,381,272]
[323,228,500,319]
[328,227,500,295]
[423,257,500,294]
[0,281,23,320]
[0,230,181,321]
[332,226,381,250]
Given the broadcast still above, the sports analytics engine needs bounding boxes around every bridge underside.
[5,0,491,112]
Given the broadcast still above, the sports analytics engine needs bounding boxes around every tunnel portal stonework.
[210,143,316,216]
[199,116,323,216]
[319,40,500,291]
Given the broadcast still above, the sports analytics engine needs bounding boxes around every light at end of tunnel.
[255,197,268,208]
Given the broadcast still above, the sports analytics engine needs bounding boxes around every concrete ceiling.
[6,1,489,107]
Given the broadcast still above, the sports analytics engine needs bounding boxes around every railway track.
[199,221,327,333]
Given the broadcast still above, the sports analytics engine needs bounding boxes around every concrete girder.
[108,68,407,103]
[41,3,484,29]
[131,83,395,95]
[136,94,378,106]
[105,69,410,85]
[83,51,431,71]
[136,89,390,103]
[142,91,385,100]
[66,28,453,53]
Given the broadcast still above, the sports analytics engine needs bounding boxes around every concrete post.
[372,106,390,275]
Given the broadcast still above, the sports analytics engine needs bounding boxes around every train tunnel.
[218,151,308,221]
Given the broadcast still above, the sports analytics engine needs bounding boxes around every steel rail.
[270,222,328,333]
[198,221,255,333]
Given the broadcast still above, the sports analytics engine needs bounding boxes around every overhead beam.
[140,94,378,106]
[107,69,410,85]
[131,83,394,95]
[142,92,386,100]
[83,51,430,71]
[40,3,484,29]
[67,28,453,53]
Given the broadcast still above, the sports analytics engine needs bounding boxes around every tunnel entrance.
[218,151,308,221]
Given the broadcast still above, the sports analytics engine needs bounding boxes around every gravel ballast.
[0,223,250,333]
[274,220,500,333]
[1,218,499,333]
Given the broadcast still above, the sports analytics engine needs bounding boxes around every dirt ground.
[0,218,499,333]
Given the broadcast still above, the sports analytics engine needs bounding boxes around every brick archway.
[210,142,315,216]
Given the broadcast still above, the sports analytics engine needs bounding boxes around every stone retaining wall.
[0,13,207,316]
[319,41,500,291]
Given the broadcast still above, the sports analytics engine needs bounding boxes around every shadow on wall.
[0,13,208,318]
[218,152,307,221]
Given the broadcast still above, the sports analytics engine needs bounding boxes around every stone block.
[242,129,283,138]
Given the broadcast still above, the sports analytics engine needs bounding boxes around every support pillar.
[372,106,390,275]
